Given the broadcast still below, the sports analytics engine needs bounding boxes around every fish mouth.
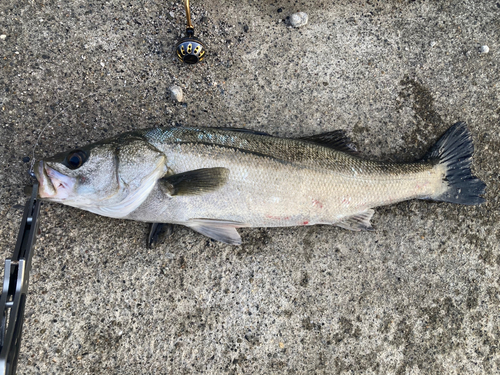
[35,161,74,200]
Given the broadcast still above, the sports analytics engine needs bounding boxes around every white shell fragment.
[0,34,6,40]
[289,12,308,28]
[169,85,183,102]
[479,45,489,54]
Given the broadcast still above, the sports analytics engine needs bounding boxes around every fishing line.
[28,93,96,178]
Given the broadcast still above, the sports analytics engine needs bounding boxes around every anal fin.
[185,218,246,245]
[336,209,375,231]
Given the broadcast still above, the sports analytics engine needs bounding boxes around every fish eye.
[65,150,88,170]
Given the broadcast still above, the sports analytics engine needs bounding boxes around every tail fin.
[422,122,486,205]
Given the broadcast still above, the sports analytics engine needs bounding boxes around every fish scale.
[35,122,485,244]
[127,129,445,226]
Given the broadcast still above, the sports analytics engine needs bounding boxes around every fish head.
[35,134,167,218]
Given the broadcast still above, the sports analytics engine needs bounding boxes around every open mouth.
[36,161,55,198]
[36,161,73,199]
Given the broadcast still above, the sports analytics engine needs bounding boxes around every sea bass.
[34,122,486,244]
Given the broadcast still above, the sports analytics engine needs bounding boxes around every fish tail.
[422,121,486,205]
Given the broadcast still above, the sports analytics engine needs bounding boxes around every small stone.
[479,45,489,53]
[0,35,6,40]
[429,41,437,47]
[22,156,30,163]
[288,12,308,28]
[169,85,183,102]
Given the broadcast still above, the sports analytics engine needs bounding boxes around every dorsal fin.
[216,127,358,154]
[215,127,272,136]
[299,130,358,155]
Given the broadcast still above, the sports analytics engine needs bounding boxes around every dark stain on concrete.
[238,228,272,256]
[398,76,445,158]
[300,271,310,287]
[399,76,444,127]
[391,297,467,373]
[301,317,321,332]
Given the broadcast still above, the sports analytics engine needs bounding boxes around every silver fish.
[34,122,486,244]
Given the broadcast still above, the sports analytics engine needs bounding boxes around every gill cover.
[36,135,167,219]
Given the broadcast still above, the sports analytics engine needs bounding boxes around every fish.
[34,122,486,245]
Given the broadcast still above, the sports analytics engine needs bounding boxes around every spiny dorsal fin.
[216,127,358,155]
[336,209,375,231]
[159,167,229,196]
[299,130,358,155]
[216,127,272,136]
[185,218,245,245]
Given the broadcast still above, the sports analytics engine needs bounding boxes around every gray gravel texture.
[1,0,499,374]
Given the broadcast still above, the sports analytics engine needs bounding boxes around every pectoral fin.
[336,209,375,231]
[159,167,229,196]
[185,218,246,245]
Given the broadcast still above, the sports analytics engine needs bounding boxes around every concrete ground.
[1,0,499,373]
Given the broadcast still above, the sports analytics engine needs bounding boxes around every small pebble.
[0,35,6,40]
[479,45,489,54]
[288,12,308,28]
[22,156,30,163]
[169,85,183,102]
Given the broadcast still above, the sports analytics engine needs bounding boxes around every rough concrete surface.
[1,0,499,374]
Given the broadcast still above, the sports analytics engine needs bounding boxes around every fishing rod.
[175,0,206,64]
[0,182,41,374]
